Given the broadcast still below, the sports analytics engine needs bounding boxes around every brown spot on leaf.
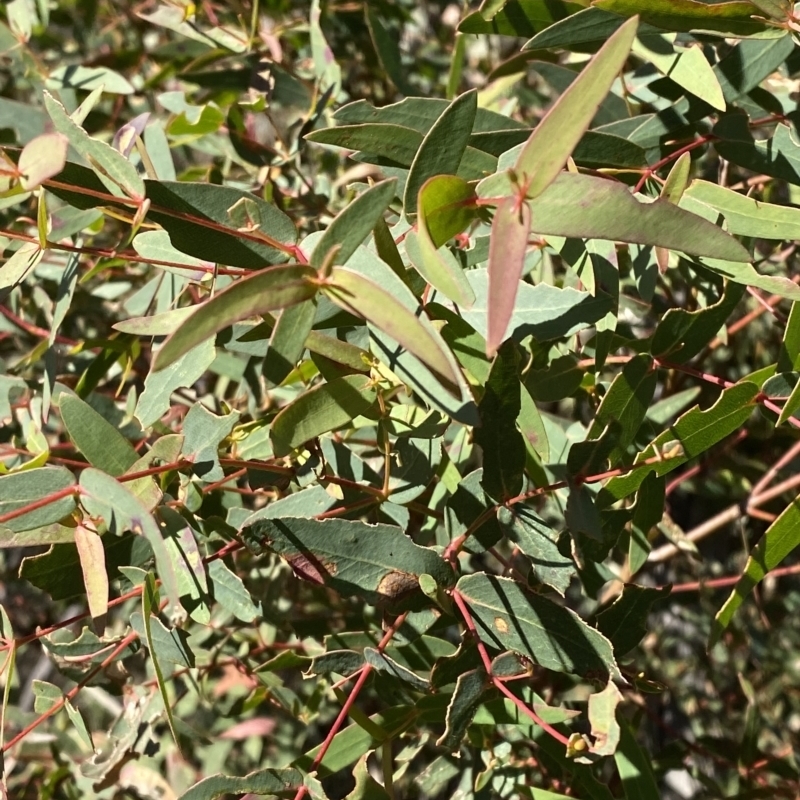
[287,553,337,585]
[377,570,419,600]
[494,617,509,634]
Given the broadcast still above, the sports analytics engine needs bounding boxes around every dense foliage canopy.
[2,1,800,798]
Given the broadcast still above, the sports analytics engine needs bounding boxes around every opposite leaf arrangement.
[2,1,800,799]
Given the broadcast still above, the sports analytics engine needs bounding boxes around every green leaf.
[714,117,800,186]
[713,34,795,103]
[18,133,68,190]
[436,668,489,751]
[632,34,725,110]
[363,648,429,691]
[145,180,297,268]
[584,355,658,466]
[409,178,476,307]
[140,574,181,750]
[710,494,800,646]
[0,242,43,291]
[595,584,670,657]
[262,300,317,387]
[305,124,496,182]
[690,256,800,301]
[523,6,660,50]
[47,64,134,94]
[592,0,775,38]
[270,374,378,457]
[404,90,478,218]
[136,338,216,428]
[497,506,575,595]
[614,719,660,800]
[75,526,108,628]
[514,16,637,197]
[154,264,317,370]
[458,1,585,37]
[181,405,239,482]
[682,179,800,240]
[457,573,622,680]
[652,282,746,364]
[178,768,304,800]
[474,341,526,502]
[324,266,461,396]
[601,382,759,502]
[60,394,138,477]
[207,558,260,623]
[311,179,397,269]
[43,91,144,199]
[0,467,76,532]
[487,197,531,356]
[588,680,623,756]
[458,269,613,347]
[478,172,751,262]
[79,468,182,621]
[366,9,413,95]
[240,517,454,605]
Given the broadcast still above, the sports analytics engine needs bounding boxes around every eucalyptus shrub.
[1,1,800,798]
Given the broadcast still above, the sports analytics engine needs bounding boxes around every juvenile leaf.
[311,179,397,269]
[418,175,476,248]
[270,374,378,457]
[154,264,317,370]
[240,517,454,605]
[18,133,68,190]
[457,573,622,680]
[514,16,637,196]
[410,176,476,307]
[178,767,304,799]
[596,585,670,656]
[47,64,134,94]
[0,467,76,532]
[487,197,531,356]
[710,494,800,647]
[478,172,751,262]
[404,90,478,218]
[324,267,460,396]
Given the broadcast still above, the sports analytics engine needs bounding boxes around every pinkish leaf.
[486,198,531,357]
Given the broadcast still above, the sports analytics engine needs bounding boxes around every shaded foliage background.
[1,1,800,799]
